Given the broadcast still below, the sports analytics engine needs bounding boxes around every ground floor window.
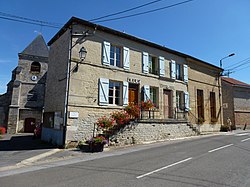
[150,87,159,107]
[109,81,122,105]
[176,91,184,111]
[197,89,204,121]
[210,92,216,121]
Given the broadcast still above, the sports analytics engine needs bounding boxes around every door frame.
[163,89,173,118]
[128,83,139,105]
[24,118,36,133]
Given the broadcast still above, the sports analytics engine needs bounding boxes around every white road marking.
[235,133,249,136]
[208,144,234,153]
[241,138,250,142]
[136,157,192,179]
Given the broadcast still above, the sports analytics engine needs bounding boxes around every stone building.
[0,35,49,133]
[42,17,223,146]
[222,77,250,129]
[187,58,222,132]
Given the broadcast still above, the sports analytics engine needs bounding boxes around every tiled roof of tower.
[222,77,250,87]
[21,34,49,58]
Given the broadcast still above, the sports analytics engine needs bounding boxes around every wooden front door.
[128,84,139,105]
[24,118,36,133]
[163,90,172,118]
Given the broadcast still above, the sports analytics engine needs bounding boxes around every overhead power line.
[0,11,62,29]
[224,58,250,71]
[0,0,196,29]
[224,56,250,69]
[89,0,164,22]
[0,12,62,27]
[95,0,195,23]
[0,16,60,28]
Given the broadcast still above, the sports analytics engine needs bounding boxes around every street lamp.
[74,47,87,72]
[79,46,87,61]
[220,53,235,69]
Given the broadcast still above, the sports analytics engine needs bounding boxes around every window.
[176,91,184,111]
[148,55,158,75]
[109,81,122,105]
[27,90,37,101]
[30,62,41,73]
[176,63,182,80]
[210,92,216,121]
[110,45,122,67]
[197,89,204,121]
[150,87,158,106]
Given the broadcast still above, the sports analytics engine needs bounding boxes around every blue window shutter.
[142,52,149,73]
[159,56,165,76]
[123,81,129,106]
[183,64,188,83]
[123,47,130,70]
[171,60,176,79]
[184,91,190,111]
[144,85,150,101]
[99,78,109,105]
[103,41,110,65]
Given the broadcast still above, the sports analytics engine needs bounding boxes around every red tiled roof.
[222,77,250,87]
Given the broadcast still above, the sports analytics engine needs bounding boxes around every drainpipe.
[62,27,73,147]
[218,73,223,127]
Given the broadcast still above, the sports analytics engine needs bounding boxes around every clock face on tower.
[31,75,38,81]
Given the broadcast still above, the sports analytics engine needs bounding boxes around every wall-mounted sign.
[69,111,79,119]
[127,77,140,84]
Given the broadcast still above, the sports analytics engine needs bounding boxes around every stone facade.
[43,17,222,146]
[187,58,222,132]
[0,35,49,133]
[222,77,250,129]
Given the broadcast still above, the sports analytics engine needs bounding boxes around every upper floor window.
[30,62,41,73]
[103,41,130,70]
[110,45,122,67]
[170,61,188,82]
[148,55,158,75]
[176,63,183,80]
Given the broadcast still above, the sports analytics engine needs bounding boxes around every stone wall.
[44,30,70,113]
[107,121,197,146]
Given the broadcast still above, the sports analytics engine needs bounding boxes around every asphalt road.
[0,134,58,168]
[1,131,250,187]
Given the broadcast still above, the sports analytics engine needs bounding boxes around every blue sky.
[0,0,250,94]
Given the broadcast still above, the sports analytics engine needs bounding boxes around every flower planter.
[89,143,104,152]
